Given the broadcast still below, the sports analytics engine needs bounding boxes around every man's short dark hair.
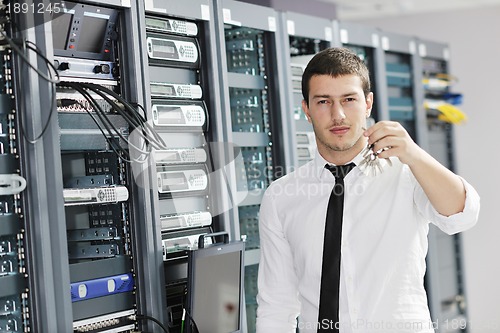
[301,47,371,106]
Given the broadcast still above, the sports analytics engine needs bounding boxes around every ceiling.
[318,0,500,21]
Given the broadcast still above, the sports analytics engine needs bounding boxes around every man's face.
[302,74,373,163]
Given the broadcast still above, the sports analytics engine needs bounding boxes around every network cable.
[136,314,170,333]
[57,81,168,163]
[0,29,61,144]
[0,29,59,83]
[81,82,166,150]
[58,82,151,163]
[77,82,166,149]
[424,100,467,124]
[182,307,200,333]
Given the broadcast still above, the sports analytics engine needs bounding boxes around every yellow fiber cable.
[424,101,467,124]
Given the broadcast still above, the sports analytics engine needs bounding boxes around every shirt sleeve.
[413,175,480,235]
[256,187,301,333]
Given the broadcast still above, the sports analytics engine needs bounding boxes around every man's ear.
[366,92,374,118]
[302,99,312,123]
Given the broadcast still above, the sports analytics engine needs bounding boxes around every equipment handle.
[198,231,229,248]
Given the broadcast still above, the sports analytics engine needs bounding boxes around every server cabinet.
[137,0,230,332]
[213,1,290,331]
[53,1,144,332]
[377,30,427,143]
[7,0,145,331]
[278,11,333,167]
[418,39,469,333]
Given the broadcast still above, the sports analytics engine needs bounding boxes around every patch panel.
[72,309,136,333]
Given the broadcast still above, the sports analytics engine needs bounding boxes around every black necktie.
[318,162,356,331]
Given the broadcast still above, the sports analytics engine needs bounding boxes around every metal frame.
[13,1,73,331]
[123,2,167,331]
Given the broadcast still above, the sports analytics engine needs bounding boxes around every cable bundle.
[424,100,467,124]
[57,81,167,163]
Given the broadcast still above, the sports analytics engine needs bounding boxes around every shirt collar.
[313,149,365,179]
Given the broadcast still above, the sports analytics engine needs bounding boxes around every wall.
[360,7,500,333]
[238,0,337,19]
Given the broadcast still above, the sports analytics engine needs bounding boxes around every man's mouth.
[329,126,350,135]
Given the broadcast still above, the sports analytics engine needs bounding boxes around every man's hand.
[364,121,466,216]
[363,120,424,166]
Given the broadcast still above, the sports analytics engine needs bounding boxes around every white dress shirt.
[256,151,480,333]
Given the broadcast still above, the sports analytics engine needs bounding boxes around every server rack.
[213,1,290,331]
[418,38,469,333]
[278,11,333,168]
[377,29,427,142]
[52,1,143,332]
[8,1,81,331]
[8,0,161,331]
[136,0,229,331]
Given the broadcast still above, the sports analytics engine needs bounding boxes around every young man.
[256,47,480,332]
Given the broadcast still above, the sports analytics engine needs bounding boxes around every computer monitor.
[186,240,245,333]
[51,1,119,61]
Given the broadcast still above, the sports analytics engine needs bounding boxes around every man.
[256,47,480,333]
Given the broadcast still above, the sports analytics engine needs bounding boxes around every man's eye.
[318,100,328,104]
[344,97,356,102]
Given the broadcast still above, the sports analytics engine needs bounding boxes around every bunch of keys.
[359,127,392,176]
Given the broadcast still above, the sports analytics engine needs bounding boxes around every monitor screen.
[51,12,73,50]
[77,13,109,53]
[187,241,245,333]
[50,1,118,61]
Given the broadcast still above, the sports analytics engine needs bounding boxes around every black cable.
[2,32,60,143]
[66,83,124,143]
[69,87,131,159]
[83,83,166,149]
[91,83,167,150]
[184,308,200,333]
[66,82,141,151]
[59,82,151,163]
[0,30,59,83]
[61,83,135,163]
[77,85,157,155]
[79,84,151,144]
[71,89,133,160]
[86,82,148,123]
[25,41,60,83]
[18,80,57,144]
[16,57,57,144]
[79,83,160,151]
[202,100,210,133]
[136,314,170,333]
[71,99,133,163]
[132,102,147,118]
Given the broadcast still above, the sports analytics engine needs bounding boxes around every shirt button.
[347,276,353,283]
